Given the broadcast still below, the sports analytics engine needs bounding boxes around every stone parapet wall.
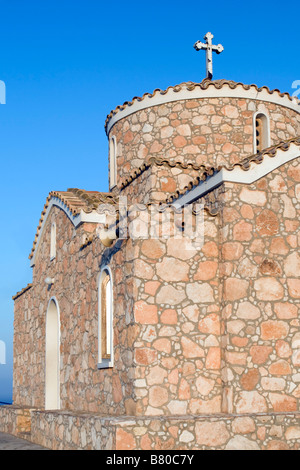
[3,406,300,450]
[30,409,116,450]
[114,412,300,450]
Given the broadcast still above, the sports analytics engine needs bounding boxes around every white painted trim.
[106,84,300,134]
[30,197,106,267]
[109,135,117,190]
[50,222,56,261]
[97,266,114,369]
[174,144,300,207]
[76,211,106,225]
[97,358,114,370]
[45,297,61,410]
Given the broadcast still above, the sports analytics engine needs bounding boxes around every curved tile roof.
[119,156,214,190]
[28,137,300,262]
[12,283,33,301]
[165,136,300,204]
[218,135,300,172]
[29,188,118,260]
[105,78,300,133]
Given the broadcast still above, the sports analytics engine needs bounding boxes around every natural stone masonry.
[113,412,300,450]
[14,208,136,415]
[218,159,300,414]
[22,410,300,450]
[0,405,32,436]
[110,95,300,183]
[2,79,300,449]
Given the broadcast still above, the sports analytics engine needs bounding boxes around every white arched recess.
[45,297,60,410]
[97,266,114,369]
[253,111,271,154]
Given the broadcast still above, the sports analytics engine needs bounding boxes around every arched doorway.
[45,298,60,410]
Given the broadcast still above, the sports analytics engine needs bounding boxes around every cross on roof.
[194,32,224,80]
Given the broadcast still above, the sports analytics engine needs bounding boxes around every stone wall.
[0,405,32,436]
[11,407,300,450]
[114,412,300,450]
[114,154,300,417]
[219,158,300,414]
[13,155,300,419]
[130,214,223,416]
[2,404,300,449]
[13,206,137,415]
[30,409,116,450]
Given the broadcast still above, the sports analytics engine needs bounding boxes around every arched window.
[254,113,270,153]
[50,222,56,260]
[98,268,113,368]
[109,136,117,189]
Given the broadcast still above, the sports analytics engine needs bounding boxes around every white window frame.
[97,266,114,369]
[109,136,117,189]
[253,111,271,154]
[45,297,61,410]
[50,222,56,260]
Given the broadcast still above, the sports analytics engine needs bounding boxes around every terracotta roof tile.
[105,79,300,132]
[221,136,300,172]
[28,137,300,261]
[120,137,300,193]
[29,188,118,260]
[165,136,300,205]
[12,283,32,301]
[119,157,214,190]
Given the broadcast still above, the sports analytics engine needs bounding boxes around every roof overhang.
[105,81,300,135]
[173,142,300,208]
[30,197,106,267]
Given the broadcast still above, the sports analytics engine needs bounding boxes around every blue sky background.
[0,0,299,403]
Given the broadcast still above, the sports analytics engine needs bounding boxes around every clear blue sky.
[0,0,299,403]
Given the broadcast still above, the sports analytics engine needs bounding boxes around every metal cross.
[194,32,224,80]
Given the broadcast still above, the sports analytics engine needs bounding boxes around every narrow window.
[255,113,270,153]
[98,268,113,367]
[109,136,117,189]
[50,223,56,260]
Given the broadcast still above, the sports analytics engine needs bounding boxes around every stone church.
[1,34,300,450]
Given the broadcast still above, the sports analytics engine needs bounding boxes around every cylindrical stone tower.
[105,79,300,192]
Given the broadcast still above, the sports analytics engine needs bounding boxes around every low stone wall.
[114,413,300,450]
[2,406,300,449]
[30,410,116,450]
[0,405,32,436]
[30,410,300,450]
